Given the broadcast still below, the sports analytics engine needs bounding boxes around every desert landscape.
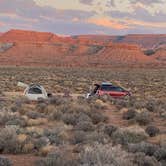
[0,64,165,166]
[0,1,166,165]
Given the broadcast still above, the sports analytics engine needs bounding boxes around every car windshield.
[101,85,125,92]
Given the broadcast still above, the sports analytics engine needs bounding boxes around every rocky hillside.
[74,34,166,50]
[0,29,164,68]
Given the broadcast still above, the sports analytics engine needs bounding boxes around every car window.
[110,87,124,92]
[28,87,42,94]
[101,85,113,91]
[101,85,124,92]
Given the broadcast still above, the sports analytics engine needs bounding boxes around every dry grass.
[0,67,165,165]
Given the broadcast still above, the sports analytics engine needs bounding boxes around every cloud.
[87,18,129,29]
[79,0,94,5]
[0,0,98,34]
[0,21,5,26]
[125,19,166,28]
[129,0,164,5]
[0,0,166,34]
[108,5,166,23]
[106,0,115,7]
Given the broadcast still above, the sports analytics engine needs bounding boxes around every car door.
[109,87,127,97]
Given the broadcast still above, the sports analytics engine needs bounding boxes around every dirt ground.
[2,154,41,166]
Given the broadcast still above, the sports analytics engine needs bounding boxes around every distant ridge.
[0,29,165,68]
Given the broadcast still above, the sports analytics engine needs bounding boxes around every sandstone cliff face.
[74,34,166,49]
[153,49,166,62]
[0,29,164,67]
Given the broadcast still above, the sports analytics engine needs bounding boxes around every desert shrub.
[0,156,12,166]
[47,134,62,145]
[123,108,136,120]
[154,148,166,161]
[18,105,33,115]
[145,99,157,112]
[48,109,62,121]
[0,111,26,127]
[0,127,20,153]
[79,143,133,166]
[38,145,55,157]
[104,124,117,137]
[62,113,78,126]
[133,100,146,109]
[128,142,159,156]
[86,131,110,144]
[115,99,128,110]
[133,152,160,166]
[36,103,48,113]
[70,103,91,114]
[73,131,86,144]
[93,99,108,110]
[48,96,67,106]
[44,127,65,145]
[27,118,48,126]
[10,105,19,112]
[0,112,12,125]
[111,127,147,145]
[26,111,44,119]
[135,111,152,125]
[77,112,92,123]
[74,121,95,132]
[34,137,49,150]
[145,126,160,137]
[35,151,78,166]
[25,127,44,138]
[88,111,107,124]
[6,117,27,127]
[160,110,166,119]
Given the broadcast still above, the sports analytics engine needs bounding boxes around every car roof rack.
[102,82,113,85]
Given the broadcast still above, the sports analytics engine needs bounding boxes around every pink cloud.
[87,18,129,30]
[0,12,18,19]
[0,21,5,26]
[126,19,166,28]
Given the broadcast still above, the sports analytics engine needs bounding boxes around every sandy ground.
[2,154,41,166]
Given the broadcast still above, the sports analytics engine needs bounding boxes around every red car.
[86,82,131,98]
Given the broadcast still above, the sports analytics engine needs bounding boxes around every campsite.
[0,0,166,165]
[0,67,165,166]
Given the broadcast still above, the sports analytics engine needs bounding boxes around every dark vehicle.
[86,82,131,98]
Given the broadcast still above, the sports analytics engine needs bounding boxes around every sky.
[0,0,166,35]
